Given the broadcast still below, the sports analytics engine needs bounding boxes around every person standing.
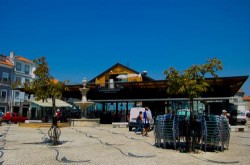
[135,111,143,133]
[221,110,229,124]
[56,109,61,123]
[165,109,173,120]
[143,107,150,136]
[221,110,227,117]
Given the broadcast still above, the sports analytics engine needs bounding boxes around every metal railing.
[96,82,125,91]
[12,99,30,106]
[0,78,11,85]
[0,97,7,103]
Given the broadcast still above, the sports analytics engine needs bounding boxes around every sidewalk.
[0,124,250,165]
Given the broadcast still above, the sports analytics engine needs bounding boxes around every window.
[2,72,9,82]
[25,79,30,83]
[0,55,6,62]
[16,76,22,83]
[15,91,20,99]
[0,90,7,102]
[25,93,29,100]
[25,65,30,74]
[0,106,6,114]
[16,62,21,71]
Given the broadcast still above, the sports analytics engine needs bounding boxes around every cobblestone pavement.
[0,123,250,165]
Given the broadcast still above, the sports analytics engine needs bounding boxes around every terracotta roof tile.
[243,96,250,101]
[0,55,14,67]
[15,56,33,64]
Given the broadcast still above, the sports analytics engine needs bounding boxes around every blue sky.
[1,0,250,95]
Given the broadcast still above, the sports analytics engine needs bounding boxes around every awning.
[30,98,72,107]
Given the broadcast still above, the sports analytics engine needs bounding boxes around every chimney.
[10,51,15,59]
[142,70,147,76]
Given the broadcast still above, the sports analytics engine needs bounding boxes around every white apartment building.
[229,89,248,109]
[0,54,14,113]
[8,52,36,116]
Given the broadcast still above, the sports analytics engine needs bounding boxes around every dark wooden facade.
[63,76,248,101]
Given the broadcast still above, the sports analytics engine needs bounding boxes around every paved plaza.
[0,123,250,165]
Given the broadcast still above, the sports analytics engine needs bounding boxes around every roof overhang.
[63,75,248,101]
[89,97,234,102]
[30,98,72,107]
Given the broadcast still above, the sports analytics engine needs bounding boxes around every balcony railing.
[12,98,30,106]
[0,78,11,85]
[15,70,33,77]
[14,102,21,106]
[96,82,124,92]
[0,97,7,103]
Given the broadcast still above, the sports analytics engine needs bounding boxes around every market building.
[63,63,249,124]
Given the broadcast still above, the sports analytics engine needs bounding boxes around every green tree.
[164,58,223,152]
[23,56,68,115]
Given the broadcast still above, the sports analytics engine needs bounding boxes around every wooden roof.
[88,63,154,83]
[64,75,248,100]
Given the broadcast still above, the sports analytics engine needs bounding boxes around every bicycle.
[48,125,61,145]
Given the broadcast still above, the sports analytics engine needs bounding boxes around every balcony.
[23,99,30,105]
[12,99,30,106]
[0,97,7,103]
[14,102,21,106]
[15,70,33,77]
[0,78,11,85]
[96,82,124,93]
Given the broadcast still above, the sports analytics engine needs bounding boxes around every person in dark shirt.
[52,113,58,126]
[165,109,173,120]
[135,111,143,133]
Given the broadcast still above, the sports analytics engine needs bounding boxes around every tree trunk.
[52,96,56,116]
[51,96,57,128]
